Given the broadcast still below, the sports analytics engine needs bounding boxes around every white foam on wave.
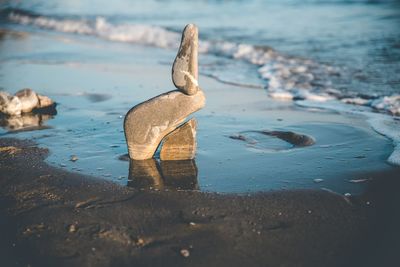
[269,89,334,102]
[370,95,400,116]
[9,13,182,49]
[297,100,400,166]
[7,10,400,116]
[368,117,400,166]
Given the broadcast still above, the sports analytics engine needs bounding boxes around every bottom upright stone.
[160,118,197,160]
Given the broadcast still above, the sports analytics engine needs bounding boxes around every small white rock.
[68,224,77,233]
[0,91,22,116]
[180,249,190,257]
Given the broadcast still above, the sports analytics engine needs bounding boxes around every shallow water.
[0,0,399,194]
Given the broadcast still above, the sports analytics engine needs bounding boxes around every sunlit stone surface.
[15,89,39,113]
[172,24,199,95]
[0,91,22,116]
[160,118,197,160]
[124,90,205,160]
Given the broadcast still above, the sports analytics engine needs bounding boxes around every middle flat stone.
[124,89,205,160]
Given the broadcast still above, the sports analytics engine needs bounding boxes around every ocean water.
[0,0,399,193]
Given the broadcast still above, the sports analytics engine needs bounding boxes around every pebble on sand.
[136,238,145,246]
[180,249,190,257]
[68,224,78,233]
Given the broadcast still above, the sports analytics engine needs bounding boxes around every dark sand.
[1,138,399,267]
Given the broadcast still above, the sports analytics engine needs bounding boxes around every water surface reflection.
[128,159,198,191]
[0,113,54,132]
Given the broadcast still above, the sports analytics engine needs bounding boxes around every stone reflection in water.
[128,159,164,190]
[128,159,198,191]
[159,160,198,190]
[0,113,54,132]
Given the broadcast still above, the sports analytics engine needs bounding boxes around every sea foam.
[297,100,400,166]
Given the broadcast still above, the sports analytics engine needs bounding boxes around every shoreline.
[1,137,399,266]
[0,26,397,192]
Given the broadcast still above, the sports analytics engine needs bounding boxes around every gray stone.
[15,88,39,113]
[0,91,22,116]
[160,118,197,160]
[172,24,199,95]
[124,89,205,160]
[37,94,54,108]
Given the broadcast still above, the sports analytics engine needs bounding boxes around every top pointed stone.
[172,24,199,95]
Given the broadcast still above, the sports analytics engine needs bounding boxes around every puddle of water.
[0,33,395,195]
[127,159,198,191]
[1,88,393,195]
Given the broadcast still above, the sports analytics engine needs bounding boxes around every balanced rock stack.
[124,24,205,160]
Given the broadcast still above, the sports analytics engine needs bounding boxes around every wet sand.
[1,138,399,267]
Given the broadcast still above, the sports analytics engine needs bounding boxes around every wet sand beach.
[1,1,400,266]
[1,138,400,267]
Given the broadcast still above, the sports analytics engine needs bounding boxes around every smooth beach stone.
[15,88,39,113]
[0,91,22,116]
[124,89,205,160]
[37,94,54,108]
[160,118,197,160]
[172,24,199,95]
